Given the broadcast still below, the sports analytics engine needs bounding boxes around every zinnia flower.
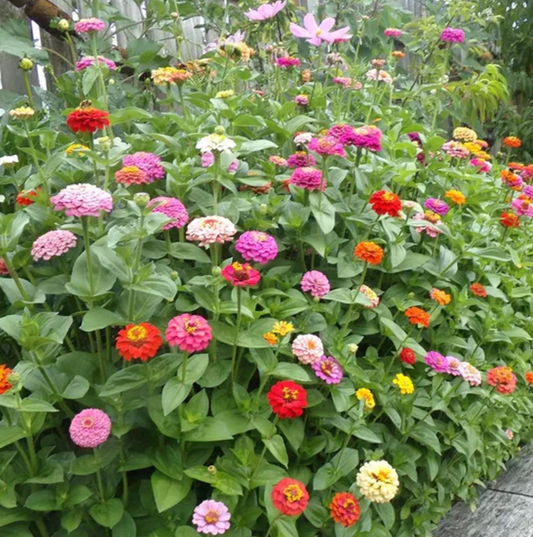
[115,166,148,185]
[196,133,236,154]
[267,381,307,419]
[295,94,309,107]
[166,314,213,353]
[192,500,231,535]
[287,152,316,168]
[292,334,324,364]
[272,478,309,515]
[65,143,90,156]
[424,198,449,216]
[430,288,451,306]
[301,270,330,299]
[186,216,237,247]
[393,373,414,394]
[506,429,514,440]
[354,241,384,265]
[221,262,261,287]
[440,27,465,43]
[503,136,522,148]
[67,104,109,133]
[412,211,443,238]
[384,28,402,37]
[308,136,346,157]
[32,230,77,262]
[0,155,19,168]
[365,69,393,84]
[399,348,416,365]
[147,197,188,230]
[263,332,278,345]
[355,387,375,410]
[369,190,402,217]
[330,492,361,527]
[0,365,12,394]
[470,158,492,173]
[235,231,278,264]
[123,152,165,182]
[277,57,300,68]
[356,460,399,503]
[312,355,343,384]
[424,351,451,373]
[470,283,487,297]
[16,189,39,206]
[51,184,113,217]
[404,307,430,328]
[487,365,517,395]
[69,408,112,448]
[116,323,162,361]
[9,107,35,120]
[458,362,481,386]
[269,155,288,167]
[445,189,466,205]
[75,56,117,71]
[74,18,106,33]
[289,167,324,191]
[0,259,9,276]
[441,141,469,159]
[351,125,383,151]
[511,197,533,218]
[525,372,533,385]
[272,321,295,336]
[359,285,379,309]
[453,127,477,142]
[245,0,286,21]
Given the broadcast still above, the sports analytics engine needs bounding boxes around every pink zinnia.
[69,408,111,448]
[201,151,215,168]
[384,28,402,37]
[75,56,117,71]
[292,334,324,364]
[424,198,449,216]
[245,0,286,22]
[308,136,346,157]
[424,351,451,374]
[301,270,330,298]
[333,77,352,88]
[289,167,324,191]
[51,184,113,217]
[235,231,278,264]
[32,230,77,261]
[442,141,469,159]
[186,216,237,247]
[147,197,188,230]
[192,499,231,535]
[470,158,492,173]
[440,27,465,44]
[74,18,106,33]
[506,429,514,440]
[511,197,533,217]
[294,94,309,106]
[447,356,462,376]
[351,126,383,152]
[277,57,301,68]
[287,152,316,168]
[458,362,482,386]
[123,152,165,183]
[413,212,443,238]
[115,165,148,185]
[0,258,9,275]
[166,314,213,353]
[312,355,343,384]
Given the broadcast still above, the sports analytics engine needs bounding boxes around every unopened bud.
[171,11,179,18]
[19,58,34,71]
[407,292,415,299]
[260,203,268,215]
[207,465,217,474]
[96,136,111,152]
[170,271,179,281]
[7,372,21,386]
[109,79,116,85]
[214,125,225,135]
[212,266,222,276]
[58,19,70,31]
[133,192,150,207]
[348,343,359,354]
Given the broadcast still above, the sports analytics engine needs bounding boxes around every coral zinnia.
[445,189,466,205]
[430,288,451,306]
[487,366,516,395]
[525,372,533,385]
[330,492,361,527]
[267,380,307,419]
[399,348,416,365]
[115,165,148,185]
[116,323,162,361]
[67,103,110,133]
[166,314,213,353]
[271,478,309,516]
[354,241,384,265]
[16,189,39,206]
[470,283,487,297]
[503,136,522,148]
[369,190,402,217]
[404,307,430,328]
[221,262,261,287]
[0,365,13,395]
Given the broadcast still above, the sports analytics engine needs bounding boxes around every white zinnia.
[196,134,236,154]
[356,460,399,503]
[0,155,19,167]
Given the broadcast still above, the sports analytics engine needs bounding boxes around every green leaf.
[410,424,441,454]
[100,366,147,397]
[374,502,395,530]
[0,426,26,449]
[271,363,312,383]
[183,417,234,442]
[169,243,211,263]
[112,512,137,537]
[239,140,278,154]
[19,399,58,413]
[25,490,58,511]
[81,309,126,332]
[151,471,192,513]
[309,193,336,234]
[89,499,124,528]
[62,375,90,399]
[353,426,382,443]
[66,250,117,298]
[109,107,153,125]
[162,378,192,416]
[0,278,46,305]
[263,435,289,468]
[82,65,99,95]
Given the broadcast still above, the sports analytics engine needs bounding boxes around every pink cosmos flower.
[511,198,533,218]
[292,334,324,364]
[277,57,301,68]
[192,499,231,535]
[424,351,451,374]
[312,355,343,384]
[289,14,351,46]
[458,361,482,386]
[148,197,188,230]
[413,212,443,238]
[69,408,111,448]
[424,198,449,216]
[166,314,213,353]
[75,56,117,71]
[123,152,165,182]
[245,1,286,22]
[235,231,278,264]
[470,158,492,173]
[51,184,113,217]
[384,28,402,37]
[32,230,77,261]
[186,216,237,247]
[440,27,465,43]
[74,18,106,33]
[287,152,315,168]
[308,136,346,157]
[301,270,330,299]
[115,166,148,185]
[289,167,325,191]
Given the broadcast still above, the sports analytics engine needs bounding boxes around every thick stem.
[22,71,34,108]
[231,288,243,385]
[93,448,106,502]
[81,217,95,296]
[2,254,31,302]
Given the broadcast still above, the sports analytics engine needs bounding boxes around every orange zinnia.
[503,136,522,148]
[470,283,487,298]
[404,307,430,328]
[445,189,466,205]
[525,372,533,385]
[0,365,12,395]
[354,241,384,265]
[430,288,451,306]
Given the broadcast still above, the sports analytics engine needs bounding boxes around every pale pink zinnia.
[235,231,278,264]
[148,197,189,230]
[442,141,469,159]
[186,216,237,247]
[301,270,330,299]
[166,314,213,353]
[51,184,113,217]
[292,334,324,364]
[458,361,482,386]
[74,18,106,33]
[69,408,111,448]
[447,356,462,376]
[192,499,231,535]
[75,56,117,71]
[32,230,77,261]
[365,69,393,84]
[505,429,514,440]
[115,165,148,185]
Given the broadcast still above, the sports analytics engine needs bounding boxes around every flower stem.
[22,71,34,108]
[81,217,95,296]
[93,448,106,502]
[2,254,31,302]
[231,287,243,386]
[212,153,220,214]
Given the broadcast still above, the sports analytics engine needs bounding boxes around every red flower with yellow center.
[16,188,40,206]
[0,365,12,395]
[500,212,520,228]
[369,190,402,217]
[354,241,384,265]
[116,322,162,361]
[399,348,416,365]
[267,380,307,419]
[404,307,430,328]
[503,136,522,148]
[470,283,487,297]
[66,101,110,133]
[221,262,261,287]
[271,478,309,516]
[330,492,361,527]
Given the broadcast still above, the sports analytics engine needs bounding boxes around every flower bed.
[0,4,532,537]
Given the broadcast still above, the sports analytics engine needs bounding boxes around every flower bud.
[109,79,116,85]
[407,292,415,299]
[96,136,111,152]
[19,58,34,71]
[7,371,21,386]
[214,125,225,135]
[260,203,268,215]
[207,465,217,475]
[58,19,70,31]
[133,192,150,207]
[348,343,359,354]
[170,271,179,281]
[313,296,321,303]
[171,11,179,18]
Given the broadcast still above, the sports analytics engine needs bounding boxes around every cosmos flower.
[245,0,286,21]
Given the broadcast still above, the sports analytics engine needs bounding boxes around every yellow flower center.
[127,325,147,343]
[283,484,303,502]
[282,387,298,402]
[373,469,392,482]
[204,510,219,524]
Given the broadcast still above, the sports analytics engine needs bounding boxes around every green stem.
[128,213,145,321]
[95,329,106,383]
[318,157,328,210]
[22,71,34,108]
[180,353,189,384]
[2,254,31,302]
[93,448,106,502]
[24,123,49,201]
[231,288,243,385]
[212,153,220,214]
[165,230,172,253]
[81,217,95,296]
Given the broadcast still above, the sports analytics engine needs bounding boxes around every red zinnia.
[16,188,40,206]
[487,365,516,395]
[330,492,361,527]
[221,262,261,287]
[116,322,162,361]
[525,372,533,385]
[500,212,520,228]
[369,190,402,217]
[267,380,307,419]
[272,478,309,516]
[399,348,416,365]
[470,283,487,297]
[67,103,110,133]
